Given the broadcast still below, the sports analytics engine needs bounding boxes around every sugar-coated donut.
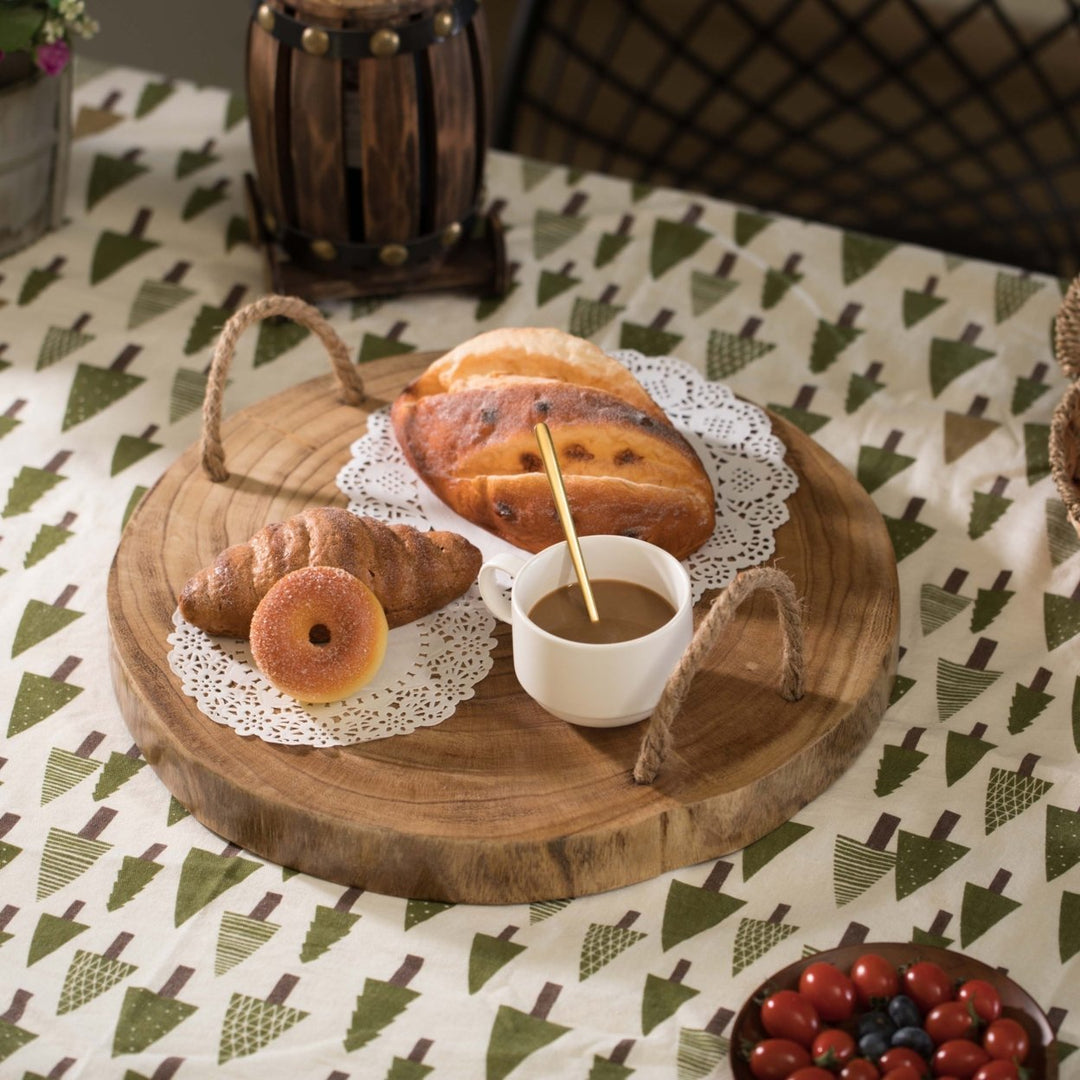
[249,566,388,703]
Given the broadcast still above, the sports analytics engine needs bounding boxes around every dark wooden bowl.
[729,942,1057,1078]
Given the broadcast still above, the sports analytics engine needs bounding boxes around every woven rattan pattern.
[496,0,1080,277]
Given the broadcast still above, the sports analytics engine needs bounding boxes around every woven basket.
[1051,277,1080,539]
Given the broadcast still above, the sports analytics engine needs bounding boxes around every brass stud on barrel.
[379,243,408,267]
[433,9,454,38]
[441,221,463,247]
[302,26,330,55]
[256,3,275,32]
[310,238,337,261]
[370,28,400,57]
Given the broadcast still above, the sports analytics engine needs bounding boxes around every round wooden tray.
[107,352,900,903]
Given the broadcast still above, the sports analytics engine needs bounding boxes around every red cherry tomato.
[982,1018,1030,1063]
[841,1061,882,1080]
[879,1047,929,1074]
[957,979,1003,1025]
[813,1027,856,1068]
[904,960,955,1013]
[760,989,820,1047]
[881,1067,924,1080]
[972,1062,1020,1080]
[788,1069,837,1080]
[932,1038,990,1078]
[799,961,857,1022]
[749,1038,812,1080]
[851,953,901,1007]
[926,999,980,1044]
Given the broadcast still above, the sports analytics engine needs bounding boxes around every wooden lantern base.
[244,174,509,303]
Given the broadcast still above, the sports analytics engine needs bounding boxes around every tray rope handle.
[200,294,366,482]
[1051,275,1080,537]
[633,565,805,785]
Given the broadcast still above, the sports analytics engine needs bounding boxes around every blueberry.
[887,994,922,1030]
[858,1030,891,1062]
[891,1025,935,1058]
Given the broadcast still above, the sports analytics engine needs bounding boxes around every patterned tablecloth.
[1,64,1078,1079]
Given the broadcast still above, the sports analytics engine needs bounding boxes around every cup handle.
[477,552,526,623]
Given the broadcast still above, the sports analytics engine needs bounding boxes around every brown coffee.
[528,579,676,644]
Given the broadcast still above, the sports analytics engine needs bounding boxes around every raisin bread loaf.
[390,328,715,558]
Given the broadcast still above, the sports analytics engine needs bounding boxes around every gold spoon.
[534,421,600,623]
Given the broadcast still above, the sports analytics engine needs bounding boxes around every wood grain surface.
[107,352,900,903]
[289,24,348,242]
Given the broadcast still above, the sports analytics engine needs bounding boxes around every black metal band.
[272,211,478,271]
[251,0,479,60]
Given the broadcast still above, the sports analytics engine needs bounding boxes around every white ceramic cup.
[477,534,694,727]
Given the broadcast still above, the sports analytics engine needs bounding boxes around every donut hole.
[308,623,332,646]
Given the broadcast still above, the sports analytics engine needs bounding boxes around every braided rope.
[1055,276,1080,382]
[633,565,805,785]
[1051,276,1080,535]
[200,294,365,482]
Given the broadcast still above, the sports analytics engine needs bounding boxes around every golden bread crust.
[391,328,715,558]
[405,326,667,419]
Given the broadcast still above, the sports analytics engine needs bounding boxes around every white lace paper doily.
[168,350,798,747]
[167,589,496,747]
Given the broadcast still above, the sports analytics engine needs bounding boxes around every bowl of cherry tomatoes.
[730,942,1056,1079]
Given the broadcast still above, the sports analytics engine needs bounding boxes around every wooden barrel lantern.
[245,0,506,300]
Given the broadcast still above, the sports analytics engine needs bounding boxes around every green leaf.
[0,6,44,52]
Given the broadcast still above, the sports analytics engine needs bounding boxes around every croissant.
[178,507,482,637]
[391,327,716,558]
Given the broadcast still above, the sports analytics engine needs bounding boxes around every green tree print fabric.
[0,61,1076,1079]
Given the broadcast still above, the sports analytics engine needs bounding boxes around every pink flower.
[35,40,71,76]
